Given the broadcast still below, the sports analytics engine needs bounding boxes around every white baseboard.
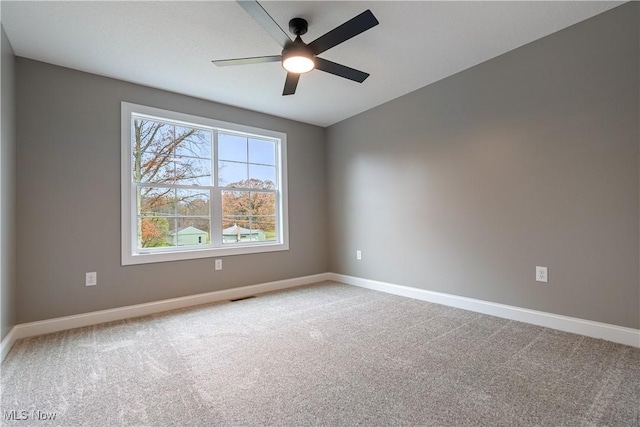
[0,273,332,362]
[0,325,19,363]
[329,273,640,348]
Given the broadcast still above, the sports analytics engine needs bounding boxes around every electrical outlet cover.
[536,266,548,283]
[86,272,97,286]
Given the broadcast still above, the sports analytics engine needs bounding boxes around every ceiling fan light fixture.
[281,36,315,74]
[282,54,315,73]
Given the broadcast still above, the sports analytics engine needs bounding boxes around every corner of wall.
[0,23,17,342]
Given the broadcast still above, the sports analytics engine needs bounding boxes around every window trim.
[121,102,289,265]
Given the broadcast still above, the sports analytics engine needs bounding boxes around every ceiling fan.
[212,0,379,96]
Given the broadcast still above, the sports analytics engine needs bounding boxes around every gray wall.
[16,59,328,323]
[1,24,16,340]
[327,3,639,328]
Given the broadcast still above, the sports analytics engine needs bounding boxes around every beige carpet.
[1,281,639,426]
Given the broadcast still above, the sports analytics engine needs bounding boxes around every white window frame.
[121,102,289,265]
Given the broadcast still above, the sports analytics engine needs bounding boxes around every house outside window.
[121,102,288,265]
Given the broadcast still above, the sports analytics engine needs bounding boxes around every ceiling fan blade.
[308,10,379,55]
[283,73,300,96]
[237,0,292,48]
[212,55,281,67]
[314,57,370,83]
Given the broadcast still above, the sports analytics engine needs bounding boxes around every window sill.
[122,242,289,266]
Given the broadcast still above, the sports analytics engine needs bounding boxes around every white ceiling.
[1,1,622,127]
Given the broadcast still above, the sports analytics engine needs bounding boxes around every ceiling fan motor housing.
[282,36,314,58]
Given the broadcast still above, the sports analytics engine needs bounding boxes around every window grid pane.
[220,189,277,245]
[135,184,212,249]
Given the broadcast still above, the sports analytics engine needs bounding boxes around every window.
[121,102,288,265]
